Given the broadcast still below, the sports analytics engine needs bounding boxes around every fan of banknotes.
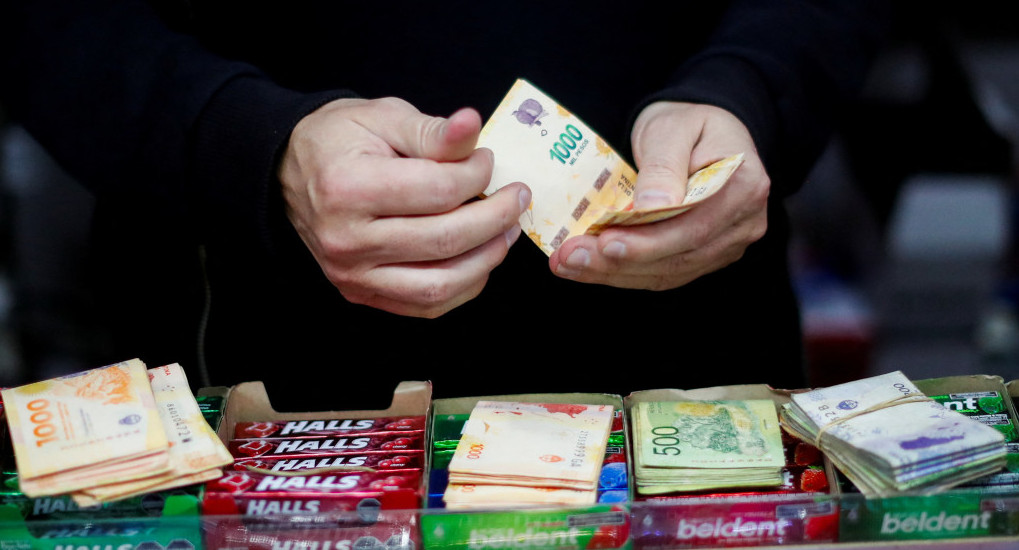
[478,78,744,256]
[442,400,614,509]
[780,370,1008,498]
[0,359,231,505]
[631,400,786,495]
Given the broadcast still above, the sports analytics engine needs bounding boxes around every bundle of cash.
[780,371,1007,498]
[1,359,231,504]
[443,401,614,509]
[631,400,786,495]
[479,78,744,255]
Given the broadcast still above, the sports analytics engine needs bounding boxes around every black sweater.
[1,1,888,408]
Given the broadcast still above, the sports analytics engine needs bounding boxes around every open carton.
[420,392,632,550]
[833,375,1019,544]
[624,379,1019,550]
[201,380,431,550]
[625,384,840,549]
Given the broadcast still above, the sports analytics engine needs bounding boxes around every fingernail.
[603,241,627,258]
[504,225,521,247]
[556,265,581,278]
[518,186,532,213]
[565,247,590,268]
[634,190,674,210]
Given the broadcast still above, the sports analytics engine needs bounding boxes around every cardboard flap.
[217,380,432,442]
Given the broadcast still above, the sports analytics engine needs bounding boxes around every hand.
[279,97,530,318]
[549,102,769,290]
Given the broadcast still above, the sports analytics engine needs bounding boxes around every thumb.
[630,102,700,211]
[632,152,690,211]
[395,106,482,162]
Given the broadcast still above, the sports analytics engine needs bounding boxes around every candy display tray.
[4,380,1019,549]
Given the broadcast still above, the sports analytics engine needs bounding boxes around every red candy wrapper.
[634,495,838,548]
[230,434,424,459]
[235,416,425,439]
[202,470,422,515]
[203,513,420,550]
[234,452,424,474]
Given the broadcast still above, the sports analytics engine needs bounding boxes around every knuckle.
[639,159,682,180]
[645,272,674,292]
[317,230,358,260]
[319,255,357,285]
[338,289,372,307]
[417,279,456,308]
[428,178,462,209]
[431,222,465,258]
[418,117,445,152]
[374,96,411,114]
[748,217,768,242]
[685,220,713,249]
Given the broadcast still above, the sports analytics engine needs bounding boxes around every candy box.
[625,384,840,548]
[202,509,420,550]
[918,374,1019,480]
[420,504,630,550]
[632,494,837,549]
[829,374,1019,544]
[0,492,201,550]
[426,392,631,550]
[202,380,430,546]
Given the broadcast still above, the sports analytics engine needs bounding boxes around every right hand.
[279,97,530,318]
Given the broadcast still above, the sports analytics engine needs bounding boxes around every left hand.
[549,101,770,290]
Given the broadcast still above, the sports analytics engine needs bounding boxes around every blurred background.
[0,5,1017,389]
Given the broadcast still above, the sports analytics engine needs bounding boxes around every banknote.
[632,400,785,494]
[73,363,232,502]
[1,359,170,497]
[446,401,613,490]
[479,79,743,255]
[72,467,224,508]
[147,363,232,474]
[781,371,1007,497]
[585,153,744,234]
[442,482,597,510]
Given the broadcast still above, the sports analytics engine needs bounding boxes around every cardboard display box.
[421,392,632,550]
[625,385,839,549]
[8,377,1019,549]
[0,492,202,550]
[624,379,1019,550]
[202,380,431,550]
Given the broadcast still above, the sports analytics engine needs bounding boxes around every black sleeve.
[0,0,353,253]
[639,0,891,197]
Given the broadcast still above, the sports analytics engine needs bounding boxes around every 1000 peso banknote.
[1,359,170,496]
[75,362,232,503]
[479,79,744,255]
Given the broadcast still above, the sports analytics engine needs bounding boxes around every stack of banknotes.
[631,400,786,495]
[780,370,1008,498]
[479,78,744,256]
[443,401,614,509]
[0,359,231,505]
